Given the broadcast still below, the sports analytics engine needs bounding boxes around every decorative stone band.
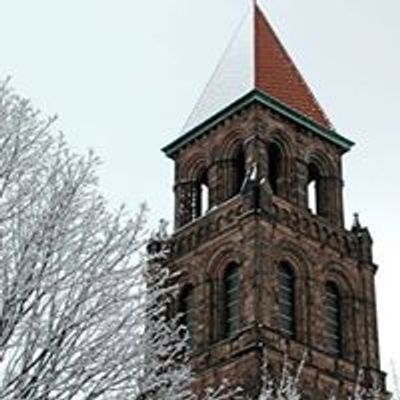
[170,194,371,265]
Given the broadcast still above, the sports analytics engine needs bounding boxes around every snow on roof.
[182,4,331,135]
[182,9,255,134]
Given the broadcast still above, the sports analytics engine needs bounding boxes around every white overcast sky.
[0,0,399,383]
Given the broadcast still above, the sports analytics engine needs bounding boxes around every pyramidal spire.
[182,3,331,134]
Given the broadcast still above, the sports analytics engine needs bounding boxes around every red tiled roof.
[255,5,331,129]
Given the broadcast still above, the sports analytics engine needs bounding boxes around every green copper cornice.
[162,89,354,158]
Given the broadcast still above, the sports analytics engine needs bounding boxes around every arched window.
[223,263,240,338]
[325,282,342,357]
[231,146,246,196]
[307,162,322,216]
[180,286,194,339]
[268,142,283,195]
[193,169,209,218]
[278,262,295,338]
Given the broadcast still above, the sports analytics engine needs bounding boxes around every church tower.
[162,3,387,398]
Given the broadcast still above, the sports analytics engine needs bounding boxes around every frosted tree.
[139,226,243,400]
[0,77,152,399]
[256,352,304,400]
[136,228,193,400]
[0,78,242,400]
[256,352,386,400]
[391,365,400,400]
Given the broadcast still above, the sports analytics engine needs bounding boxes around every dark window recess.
[223,264,240,338]
[268,142,283,195]
[278,263,295,338]
[325,282,342,357]
[232,147,246,196]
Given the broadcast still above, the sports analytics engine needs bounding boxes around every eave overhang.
[162,89,354,159]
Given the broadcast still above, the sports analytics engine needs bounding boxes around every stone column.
[174,180,195,228]
[207,163,218,209]
[324,175,344,226]
[294,159,309,209]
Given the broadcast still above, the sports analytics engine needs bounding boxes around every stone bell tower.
[162,3,387,398]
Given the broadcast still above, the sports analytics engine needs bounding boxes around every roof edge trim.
[162,90,354,158]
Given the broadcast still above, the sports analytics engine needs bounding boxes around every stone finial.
[352,212,362,231]
[351,213,374,263]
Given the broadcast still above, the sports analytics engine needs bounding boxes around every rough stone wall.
[166,102,386,398]
[172,103,345,229]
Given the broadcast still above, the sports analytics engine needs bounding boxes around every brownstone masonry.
[161,3,387,399]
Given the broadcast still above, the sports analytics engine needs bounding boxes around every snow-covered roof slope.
[182,10,255,134]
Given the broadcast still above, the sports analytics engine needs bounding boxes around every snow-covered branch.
[0,79,242,400]
[0,78,152,399]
